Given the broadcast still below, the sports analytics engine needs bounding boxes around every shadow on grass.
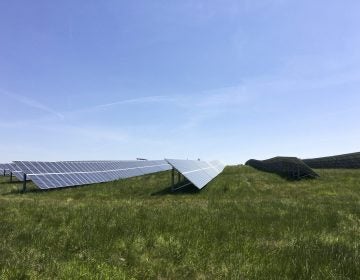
[151,182,199,196]
[1,183,93,195]
[2,188,40,195]
[0,180,22,185]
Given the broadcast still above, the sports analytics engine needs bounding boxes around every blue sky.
[1,0,360,164]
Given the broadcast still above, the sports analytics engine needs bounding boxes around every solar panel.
[209,160,226,173]
[0,163,10,176]
[165,159,225,190]
[11,171,25,181]
[303,152,360,169]
[0,164,6,175]
[14,160,172,190]
[0,163,11,171]
[0,163,24,179]
[7,163,26,181]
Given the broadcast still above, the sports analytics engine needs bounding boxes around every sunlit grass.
[0,166,359,279]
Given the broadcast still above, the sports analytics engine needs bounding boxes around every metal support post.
[10,172,12,183]
[297,165,300,179]
[22,174,27,192]
[171,168,175,190]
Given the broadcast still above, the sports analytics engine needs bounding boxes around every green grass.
[0,166,359,279]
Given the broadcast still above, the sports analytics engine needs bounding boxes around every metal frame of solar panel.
[165,159,225,190]
[14,160,172,191]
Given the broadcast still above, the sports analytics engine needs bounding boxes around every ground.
[0,166,359,279]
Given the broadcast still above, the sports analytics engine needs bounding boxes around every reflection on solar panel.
[14,160,172,190]
[209,160,226,173]
[165,159,225,190]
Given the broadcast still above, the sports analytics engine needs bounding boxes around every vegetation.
[0,166,359,279]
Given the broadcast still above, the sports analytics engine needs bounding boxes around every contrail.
[0,89,64,120]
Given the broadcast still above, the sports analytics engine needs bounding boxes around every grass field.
[0,166,359,279]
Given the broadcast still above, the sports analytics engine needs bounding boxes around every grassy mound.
[1,166,359,279]
[304,152,360,169]
[245,157,319,180]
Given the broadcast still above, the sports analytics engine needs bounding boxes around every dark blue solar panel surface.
[0,163,25,180]
[13,160,172,189]
[0,163,10,176]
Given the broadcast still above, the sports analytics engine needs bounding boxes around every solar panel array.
[165,159,225,189]
[14,160,171,189]
[303,152,360,169]
[246,157,319,180]
[0,163,8,175]
[0,163,18,177]
[8,163,25,181]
